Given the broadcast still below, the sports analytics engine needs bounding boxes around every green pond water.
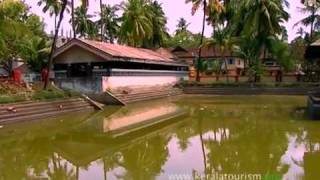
[0,95,319,180]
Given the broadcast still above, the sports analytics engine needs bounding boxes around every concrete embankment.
[183,86,320,95]
[111,87,183,105]
[0,98,98,125]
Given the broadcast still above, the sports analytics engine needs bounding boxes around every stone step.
[0,103,91,119]
[121,91,183,104]
[0,98,83,111]
[0,106,94,125]
[0,100,88,115]
[124,93,181,104]
[113,89,175,98]
[118,90,180,100]
[118,89,182,100]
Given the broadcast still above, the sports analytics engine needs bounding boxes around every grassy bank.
[0,82,80,104]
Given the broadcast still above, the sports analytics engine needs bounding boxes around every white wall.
[102,76,186,92]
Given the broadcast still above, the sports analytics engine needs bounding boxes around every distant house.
[53,38,188,104]
[168,46,245,76]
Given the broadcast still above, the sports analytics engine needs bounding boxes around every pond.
[0,95,319,180]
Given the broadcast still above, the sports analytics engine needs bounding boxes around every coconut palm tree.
[144,0,169,48]
[204,27,235,82]
[186,0,224,82]
[175,18,190,35]
[71,0,75,38]
[37,0,61,31]
[98,4,120,43]
[296,27,306,37]
[43,0,89,89]
[44,0,68,89]
[119,0,153,47]
[74,6,96,38]
[294,1,320,43]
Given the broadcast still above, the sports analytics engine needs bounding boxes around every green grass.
[0,82,82,104]
[31,90,66,100]
[0,94,27,104]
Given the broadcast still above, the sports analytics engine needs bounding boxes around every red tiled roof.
[155,48,177,59]
[171,46,234,58]
[79,39,174,62]
[190,47,234,57]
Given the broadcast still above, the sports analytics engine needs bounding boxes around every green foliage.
[0,0,49,75]
[32,90,66,100]
[118,0,153,47]
[20,37,51,72]
[0,95,26,104]
[175,18,190,34]
[74,6,97,39]
[166,31,204,48]
[143,1,169,48]
[270,39,294,71]
[98,4,120,43]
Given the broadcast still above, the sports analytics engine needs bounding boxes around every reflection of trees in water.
[0,137,53,179]
[173,103,320,177]
[114,135,169,180]
[47,153,76,180]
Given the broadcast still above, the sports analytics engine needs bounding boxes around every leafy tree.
[143,0,169,48]
[186,0,224,82]
[175,18,190,34]
[37,0,61,31]
[97,4,120,43]
[119,0,153,47]
[166,32,205,48]
[166,18,203,48]
[73,6,97,39]
[42,0,89,89]
[231,0,290,82]
[20,37,51,72]
[294,0,320,43]
[0,0,48,75]
[204,27,235,82]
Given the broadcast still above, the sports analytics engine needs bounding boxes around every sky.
[25,0,307,42]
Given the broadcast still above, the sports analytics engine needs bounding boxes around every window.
[228,59,234,65]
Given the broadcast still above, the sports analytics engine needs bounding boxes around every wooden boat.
[308,92,320,120]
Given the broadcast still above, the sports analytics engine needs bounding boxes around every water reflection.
[0,96,320,180]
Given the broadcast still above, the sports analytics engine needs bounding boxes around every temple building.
[53,38,188,104]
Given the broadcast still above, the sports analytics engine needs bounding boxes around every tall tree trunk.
[44,0,68,90]
[71,0,76,38]
[196,0,207,82]
[54,15,57,32]
[100,0,104,41]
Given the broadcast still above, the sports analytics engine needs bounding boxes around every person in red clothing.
[41,68,48,82]
[12,69,21,83]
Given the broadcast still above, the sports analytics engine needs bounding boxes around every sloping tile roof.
[190,47,234,57]
[155,48,177,59]
[54,38,188,66]
[170,46,234,58]
[79,39,174,62]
